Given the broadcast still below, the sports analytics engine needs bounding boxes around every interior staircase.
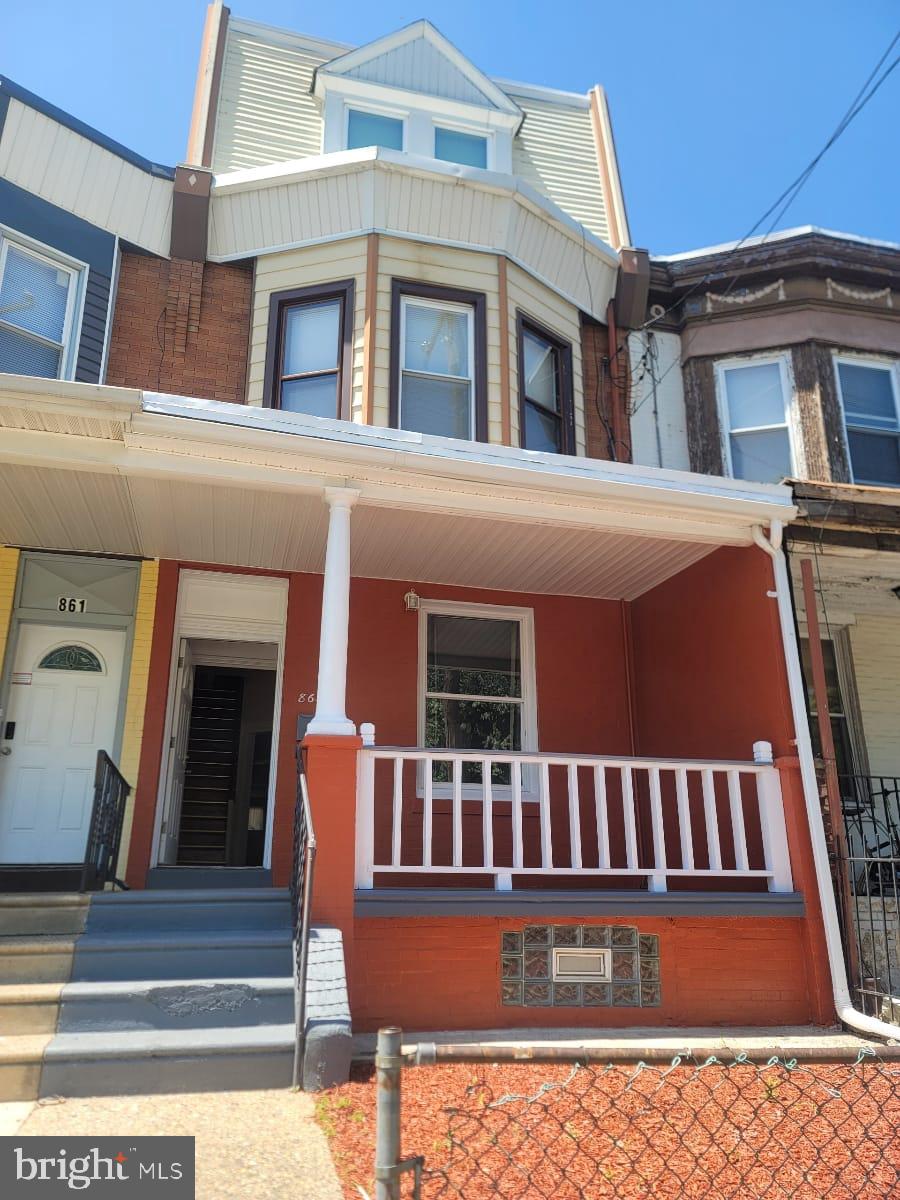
[0,889,302,1099]
[177,672,244,866]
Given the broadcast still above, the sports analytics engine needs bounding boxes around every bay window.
[391,281,487,442]
[835,357,900,487]
[263,280,354,418]
[716,356,796,484]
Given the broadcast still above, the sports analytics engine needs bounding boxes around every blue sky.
[4,1,898,254]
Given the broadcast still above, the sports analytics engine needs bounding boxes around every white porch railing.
[355,733,793,894]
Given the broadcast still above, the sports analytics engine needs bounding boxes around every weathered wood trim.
[683,356,723,475]
[497,255,511,446]
[361,232,379,425]
[791,341,851,483]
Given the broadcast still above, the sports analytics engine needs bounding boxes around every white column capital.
[324,486,360,510]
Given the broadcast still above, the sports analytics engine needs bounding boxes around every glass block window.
[347,108,403,151]
[835,359,900,487]
[399,296,474,440]
[718,358,795,483]
[434,126,488,169]
[501,926,661,1008]
[38,644,103,672]
[0,239,78,380]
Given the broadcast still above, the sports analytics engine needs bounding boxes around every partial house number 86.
[57,596,87,614]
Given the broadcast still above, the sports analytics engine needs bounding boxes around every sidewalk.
[0,1089,342,1200]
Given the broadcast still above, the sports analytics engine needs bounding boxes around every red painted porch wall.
[352,915,814,1032]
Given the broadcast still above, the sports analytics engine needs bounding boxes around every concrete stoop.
[0,889,352,1100]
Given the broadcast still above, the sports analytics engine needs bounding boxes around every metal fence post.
[375,1027,403,1200]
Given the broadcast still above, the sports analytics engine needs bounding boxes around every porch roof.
[0,373,796,600]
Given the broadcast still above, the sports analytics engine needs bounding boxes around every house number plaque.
[57,596,87,613]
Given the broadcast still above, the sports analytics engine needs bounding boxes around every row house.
[628,226,900,1023]
[0,8,864,1095]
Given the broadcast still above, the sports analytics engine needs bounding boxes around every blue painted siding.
[0,178,116,385]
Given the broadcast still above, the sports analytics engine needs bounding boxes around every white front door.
[0,624,126,863]
[157,639,195,866]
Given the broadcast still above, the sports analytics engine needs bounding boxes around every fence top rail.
[361,747,773,773]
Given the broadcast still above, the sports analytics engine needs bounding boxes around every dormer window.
[347,108,404,152]
[435,126,488,169]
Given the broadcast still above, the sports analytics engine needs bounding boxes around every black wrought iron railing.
[291,747,317,1089]
[80,750,131,892]
[835,774,900,1020]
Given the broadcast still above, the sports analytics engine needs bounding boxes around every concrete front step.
[0,937,77,984]
[0,983,63,1035]
[0,893,89,937]
[58,977,293,1032]
[0,1035,51,1101]
[40,1025,294,1096]
[71,930,292,982]
[85,888,291,935]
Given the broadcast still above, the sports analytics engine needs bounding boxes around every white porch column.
[308,487,359,736]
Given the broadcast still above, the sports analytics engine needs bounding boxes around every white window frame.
[343,101,407,153]
[714,352,803,483]
[832,352,900,487]
[398,293,476,440]
[416,598,538,799]
[0,228,85,382]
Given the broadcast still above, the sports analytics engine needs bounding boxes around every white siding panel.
[213,26,327,171]
[344,35,495,106]
[511,95,609,243]
[628,330,691,471]
[0,101,171,256]
[848,615,900,778]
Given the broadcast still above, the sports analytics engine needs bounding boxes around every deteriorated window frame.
[516,311,576,456]
[389,279,489,442]
[262,279,355,419]
[713,352,804,483]
[832,352,900,488]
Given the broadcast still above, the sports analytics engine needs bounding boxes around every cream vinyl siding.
[247,237,368,411]
[847,615,900,778]
[511,95,608,243]
[343,34,494,105]
[373,237,502,438]
[212,24,332,171]
[506,262,585,454]
[0,100,171,256]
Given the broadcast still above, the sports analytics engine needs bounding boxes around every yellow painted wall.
[115,559,159,878]
[0,546,21,668]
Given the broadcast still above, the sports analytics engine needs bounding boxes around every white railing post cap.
[360,722,376,747]
[753,740,774,764]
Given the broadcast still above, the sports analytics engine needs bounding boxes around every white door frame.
[149,570,289,870]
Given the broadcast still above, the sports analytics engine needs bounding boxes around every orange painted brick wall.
[352,915,814,1032]
[105,252,252,404]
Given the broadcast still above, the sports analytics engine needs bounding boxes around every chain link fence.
[367,1029,900,1200]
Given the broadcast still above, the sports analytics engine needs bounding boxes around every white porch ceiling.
[0,463,714,600]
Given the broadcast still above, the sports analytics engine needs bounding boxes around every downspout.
[752,519,899,1042]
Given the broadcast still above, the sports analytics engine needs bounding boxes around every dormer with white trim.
[312,21,523,174]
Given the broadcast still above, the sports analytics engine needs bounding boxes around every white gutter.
[753,520,900,1043]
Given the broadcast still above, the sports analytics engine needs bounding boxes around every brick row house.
[628,227,900,1023]
[0,7,872,1095]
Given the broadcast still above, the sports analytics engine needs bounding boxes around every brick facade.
[105,252,252,403]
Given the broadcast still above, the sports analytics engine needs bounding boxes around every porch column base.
[306,716,357,736]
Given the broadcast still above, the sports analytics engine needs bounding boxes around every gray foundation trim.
[355,889,806,918]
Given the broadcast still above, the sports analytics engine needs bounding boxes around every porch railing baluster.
[391,757,404,867]
[622,766,638,870]
[511,759,524,871]
[702,768,722,871]
[452,758,463,868]
[423,762,433,868]
[594,764,609,869]
[539,760,553,869]
[568,763,582,870]
[648,767,667,893]
[482,759,493,872]
[676,768,694,872]
[728,769,749,872]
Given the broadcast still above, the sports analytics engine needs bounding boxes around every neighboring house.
[629,226,900,1018]
[0,8,858,1096]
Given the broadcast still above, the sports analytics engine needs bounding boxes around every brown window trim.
[389,279,488,442]
[262,279,355,418]
[516,311,576,455]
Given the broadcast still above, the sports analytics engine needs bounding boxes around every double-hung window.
[716,356,796,483]
[835,357,900,486]
[392,281,487,442]
[517,316,575,454]
[264,281,354,419]
[420,601,536,787]
[0,235,80,379]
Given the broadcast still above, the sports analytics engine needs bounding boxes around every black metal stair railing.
[291,745,317,1089]
[80,750,131,892]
